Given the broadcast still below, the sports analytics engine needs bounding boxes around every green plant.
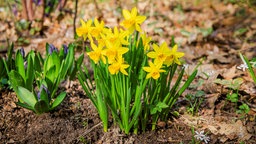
[185,90,205,116]
[237,103,250,114]
[15,84,66,114]
[214,78,243,98]
[4,43,83,114]
[226,93,238,103]
[0,43,15,88]
[214,77,250,114]
[77,7,197,134]
[239,53,256,84]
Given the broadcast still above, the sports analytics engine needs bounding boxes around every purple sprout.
[19,48,25,58]
[48,44,58,55]
[24,61,28,69]
[63,44,68,55]
[32,0,42,6]
[11,4,18,16]
[37,84,51,101]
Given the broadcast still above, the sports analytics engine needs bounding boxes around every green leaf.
[7,43,14,68]
[9,70,25,91]
[76,53,84,67]
[16,101,34,111]
[198,27,213,37]
[180,29,192,37]
[46,65,56,83]
[240,53,256,84]
[38,86,50,107]
[214,78,243,90]
[232,78,243,89]
[17,86,37,107]
[51,92,66,110]
[150,102,168,114]
[69,53,84,80]
[0,58,6,76]
[34,100,49,114]
[237,103,250,114]
[226,93,238,103]
[15,51,25,80]
[60,44,74,79]
[234,28,247,37]
[25,55,34,91]
[51,52,60,76]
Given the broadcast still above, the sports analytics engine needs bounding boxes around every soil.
[0,0,256,144]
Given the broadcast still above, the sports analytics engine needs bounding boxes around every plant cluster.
[0,44,14,88]
[76,7,197,134]
[1,43,83,114]
[214,77,250,114]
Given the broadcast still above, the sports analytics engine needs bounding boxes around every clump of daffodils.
[77,7,183,79]
[77,7,197,134]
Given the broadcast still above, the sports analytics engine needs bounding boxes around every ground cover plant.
[0,0,255,143]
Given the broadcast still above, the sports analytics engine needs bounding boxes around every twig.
[77,122,103,140]
[39,0,45,36]
[74,0,78,38]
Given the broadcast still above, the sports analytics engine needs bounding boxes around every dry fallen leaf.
[208,120,252,142]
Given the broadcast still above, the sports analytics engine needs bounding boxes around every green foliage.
[15,85,66,114]
[4,43,83,114]
[1,43,15,88]
[214,78,243,90]
[78,32,197,134]
[237,103,250,114]
[239,53,256,84]
[226,93,238,103]
[185,90,205,116]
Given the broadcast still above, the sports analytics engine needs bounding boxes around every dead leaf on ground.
[180,114,252,143]
[208,120,252,142]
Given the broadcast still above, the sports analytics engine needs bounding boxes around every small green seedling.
[226,93,238,103]
[185,90,205,116]
[214,77,250,114]
[237,103,250,114]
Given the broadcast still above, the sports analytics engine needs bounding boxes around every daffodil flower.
[164,45,184,66]
[143,61,165,79]
[147,42,171,64]
[138,32,152,51]
[108,56,129,75]
[90,19,107,39]
[120,7,146,33]
[103,27,129,46]
[76,19,92,41]
[87,42,105,64]
[103,42,129,64]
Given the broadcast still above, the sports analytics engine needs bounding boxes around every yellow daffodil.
[163,45,184,66]
[140,32,152,51]
[120,7,146,33]
[103,42,129,64]
[108,56,129,75]
[143,61,165,79]
[147,42,171,64]
[87,42,105,63]
[90,19,107,39]
[103,27,129,46]
[76,19,92,41]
